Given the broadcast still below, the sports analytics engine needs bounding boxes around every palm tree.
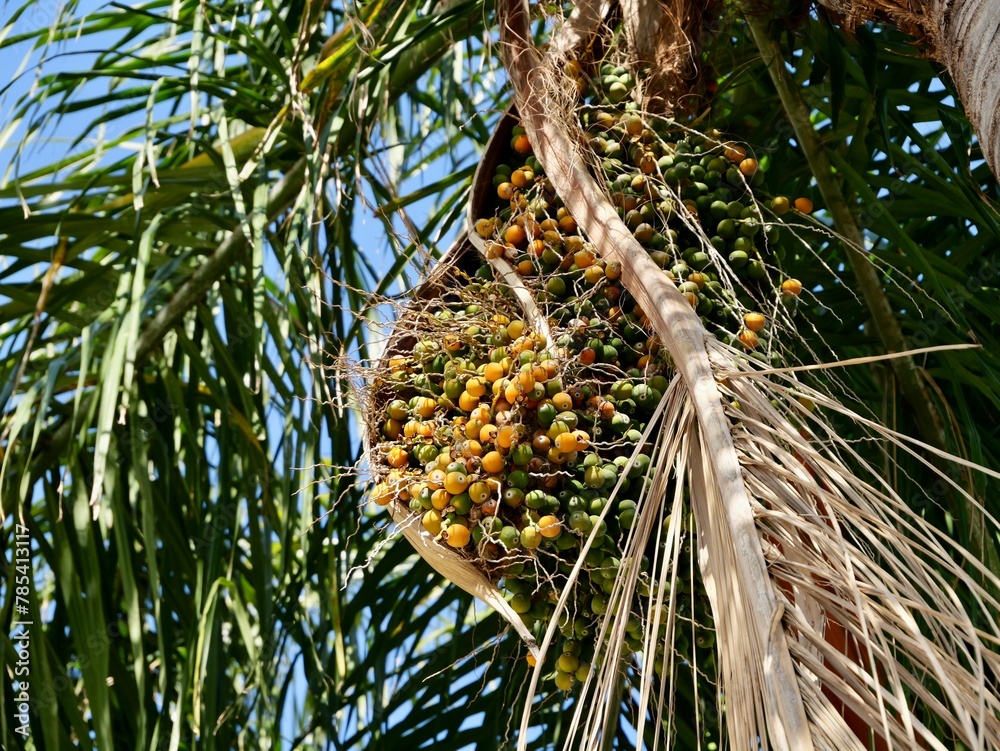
[1,1,998,749]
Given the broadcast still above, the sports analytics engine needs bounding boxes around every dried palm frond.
[499,0,1000,749]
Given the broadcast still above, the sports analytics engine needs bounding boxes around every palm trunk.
[819,0,1000,179]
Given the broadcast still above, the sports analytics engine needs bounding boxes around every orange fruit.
[738,329,760,349]
[482,451,505,474]
[552,392,573,411]
[497,425,516,449]
[538,515,562,538]
[505,225,527,246]
[484,362,505,383]
[458,391,480,411]
[724,143,746,163]
[445,523,471,548]
[743,312,766,332]
[781,278,803,297]
[739,158,758,177]
[794,197,813,214]
[480,424,499,444]
[386,447,409,468]
[512,134,532,155]
[554,432,578,453]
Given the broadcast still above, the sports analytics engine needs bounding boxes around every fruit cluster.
[370,54,809,713]
[371,265,685,690]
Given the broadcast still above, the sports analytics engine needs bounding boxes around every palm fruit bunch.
[370,249,707,693]
[369,54,808,720]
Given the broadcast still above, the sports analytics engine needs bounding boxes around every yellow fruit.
[371,481,395,506]
[465,418,485,440]
[482,451,505,474]
[552,392,572,411]
[470,405,492,424]
[480,424,499,444]
[431,489,451,510]
[422,510,443,535]
[554,432,577,453]
[771,196,790,215]
[517,370,535,393]
[463,440,483,458]
[743,312,766,332]
[426,469,446,489]
[458,391,480,412]
[484,362,505,383]
[414,397,436,418]
[504,382,520,404]
[382,418,402,439]
[469,481,491,504]
[444,471,470,495]
[445,523,471,547]
[474,217,495,237]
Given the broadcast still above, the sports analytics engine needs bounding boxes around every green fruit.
[508,469,529,488]
[511,593,532,614]
[511,444,533,466]
[537,402,557,426]
[547,276,567,298]
[608,82,628,102]
[500,526,520,549]
[386,399,408,420]
[554,670,575,691]
[569,510,592,532]
[728,250,749,268]
[584,465,605,489]
[557,653,580,673]
[452,493,472,515]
